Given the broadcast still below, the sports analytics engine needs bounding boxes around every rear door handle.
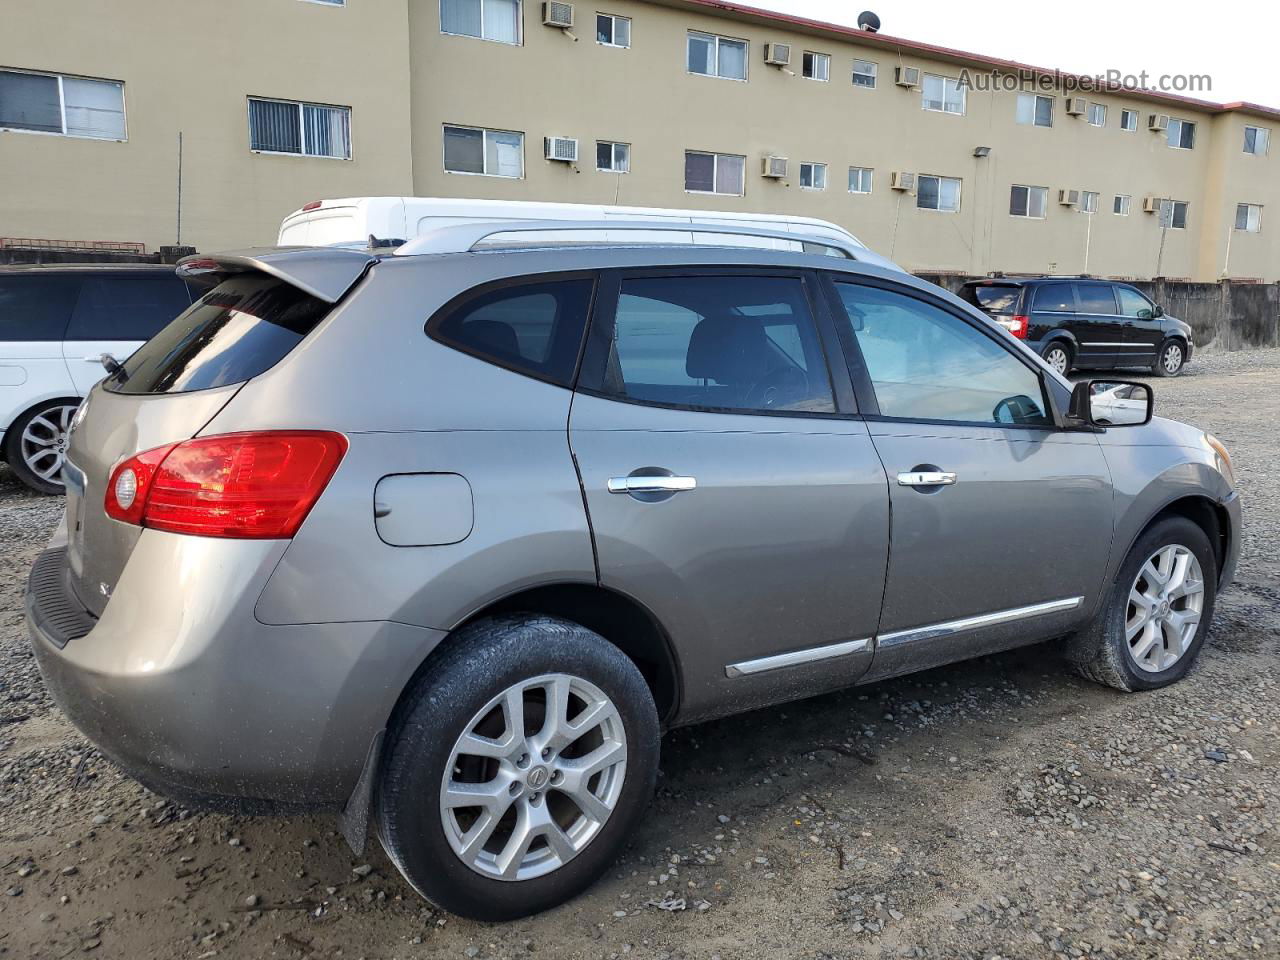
[607,476,697,494]
[897,471,957,487]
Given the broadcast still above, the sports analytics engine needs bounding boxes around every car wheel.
[376,615,660,921]
[1042,342,1072,376]
[1154,339,1186,377]
[3,399,80,494]
[1065,516,1216,692]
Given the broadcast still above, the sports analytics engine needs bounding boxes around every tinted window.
[1074,283,1119,314]
[833,282,1051,426]
[960,284,1020,315]
[0,275,81,341]
[67,275,193,341]
[604,276,834,414]
[1032,284,1075,313]
[431,279,593,387]
[107,275,328,395]
[1116,287,1154,318]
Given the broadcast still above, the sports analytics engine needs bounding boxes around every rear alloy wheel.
[4,400,80,494]
[1154,339,1185,377]
[1043,343,1071,375]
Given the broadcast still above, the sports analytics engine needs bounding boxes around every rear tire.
[376,615,660,921]
[1065,517,1216,692]
[1153,339,1186,377]
[1042,342,1072,376]
[3,399,80,495]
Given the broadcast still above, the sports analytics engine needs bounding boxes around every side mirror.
[1069,379,1153,428]
[1153,304,1165,318]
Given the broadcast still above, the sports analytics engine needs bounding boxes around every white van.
[278,197,904,272]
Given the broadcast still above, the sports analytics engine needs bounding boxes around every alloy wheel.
[1125,544,1204,673]
[1046,347,1069,374]
[1163,343,1184,374]
[20,403,79,485]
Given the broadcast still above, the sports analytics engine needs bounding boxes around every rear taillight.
[301,200,323,212]
[105,431,347,539]
[996,314,1030,339]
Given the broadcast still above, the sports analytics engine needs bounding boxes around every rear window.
[960,284,1020,315]
[106,274,329,395]
[0,275,82,341]
[1032,284,1076,313]
[67,274,193,341]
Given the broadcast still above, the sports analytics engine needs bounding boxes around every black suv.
[958,277,1194,377]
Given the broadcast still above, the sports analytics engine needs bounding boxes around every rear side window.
[67,275,193,341]
[960,284,1020,315]
[1032,284,1075,313]
[107,274,329,395]
[1075,283,1119,314]
[0,276,81,341]
[430,278,594,387]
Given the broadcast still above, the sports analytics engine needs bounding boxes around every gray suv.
[26,229,1241,920]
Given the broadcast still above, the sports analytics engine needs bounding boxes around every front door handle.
[897,471,957,487]
[607,476,697,495]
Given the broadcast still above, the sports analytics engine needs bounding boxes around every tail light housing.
[105,431,347,539]
[996,314,1030,339]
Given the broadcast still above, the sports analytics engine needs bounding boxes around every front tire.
[1154,339,1186,377]
[376,616,660,921]
[1042,342,1072,376]
[1066,517,1216,692]
[3,399,80,494]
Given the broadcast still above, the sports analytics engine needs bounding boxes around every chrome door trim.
[725,636,870,678]
[607,476,697,495]
[897,471,957,487]
[1081,341,1154,348]
[876,596,1083,649]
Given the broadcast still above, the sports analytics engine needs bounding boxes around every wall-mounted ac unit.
[763,42,791,66]
[542,1,574,28]
[894,66,920,88]
[1064,97,1087,116]
[1148,113,1170,131]
[890,171,916,191]
[1058,189,1080,206]
[1142,195,1162,213]
[544,136,579,162]
[762,155,789,178]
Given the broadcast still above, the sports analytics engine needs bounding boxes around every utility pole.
[176,131,184,246]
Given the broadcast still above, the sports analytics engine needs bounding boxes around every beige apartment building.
[2,0,1278,281]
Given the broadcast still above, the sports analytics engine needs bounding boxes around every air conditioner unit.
[1058,189,1080,206]
[762,155,788,178]
[542,1,574,28]
[894,66,920,87]
[1148,113,1170,131]
[890,171,916,191]
[544,136,579,162]
[1143,195,1162,214]
[763,42,791,66]
[1065,97,1087,116]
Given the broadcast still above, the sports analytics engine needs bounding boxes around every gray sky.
[745,0,1277,107]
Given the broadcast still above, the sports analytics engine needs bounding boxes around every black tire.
[1042,342,1073,376]
[1153,338,1186,377]
[2,399,80,495]
[1065,516,1217,692]
[376,615,660,921]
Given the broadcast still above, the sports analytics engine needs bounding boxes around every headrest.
[462,318,520,360]
[685,315,771,383]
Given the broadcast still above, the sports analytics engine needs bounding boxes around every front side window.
[604,275,834,415]
[430,278,593,388]
[1159,199,1189,229]
[802,52,830,81]
[687,31,748,80]
[596,140,630,172]
[1116,286,1155,318]
[833,283,1050,426]
[684,150,745,195]
[799,162,826,190]
[441,0,521,44]
[1236,203,1263,233]
[1167,118,1196,149]
[1010,184,1048,219]
[922,74,965,114]
[848,166,873,194]
[1016,93,1053,127]
[1114,194,1131,216]
[917,175,960,212]
[0,69,125,140]
[852,59,877,88]
[1080,190,1100,214]
[1088,102,1107,126]
[1244,125,1270,155]
[443,124,524,177]
[596,13,631,47]
[248,98,351,159]
[67,276,192,341]
[1120,109,1138,131]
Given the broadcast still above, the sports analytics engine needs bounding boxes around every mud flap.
[337,730,384,855]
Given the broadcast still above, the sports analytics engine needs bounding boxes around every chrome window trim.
[876,596,1083,649]
[725,637,870,678]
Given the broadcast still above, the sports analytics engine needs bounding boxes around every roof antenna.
[857,10,881,32]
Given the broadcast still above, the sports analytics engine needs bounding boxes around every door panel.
[1116,285,1163,366]
[64,339,144,395]
[1072,283,1127,369]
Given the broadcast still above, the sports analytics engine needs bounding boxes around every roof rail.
[391,219,867,261]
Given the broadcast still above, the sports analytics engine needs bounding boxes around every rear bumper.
[27,534,446,810]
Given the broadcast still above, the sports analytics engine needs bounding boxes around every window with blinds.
[247,98,351,159]
[0,69,125,140]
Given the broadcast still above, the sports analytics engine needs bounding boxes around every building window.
[684,150,745,195]
[1079,191,1099,214]
[1016,93,1053,127]
[799,162,827,190]
[1166,118,1196,150]
[443,124,523,177]
[248,98,350,158]
[1087,103,1107,127]
[852,59,877,88]
[1244,125,1270,156]
[441,0,520,44]
[922,74,965,114]
[596,140,630,172]
[917,175,961,212]
[1158,199,1189,229]
[1235,203,1262,232]
[1010,185,1048,219]
[1120,109,1138,131]
[802,52,830,82]
[1113,194,1131,216]
[848,166,873,194]
[596,13,630,47]
[300,0,344,5]
[0,69,126,140]
[687,31,748,81]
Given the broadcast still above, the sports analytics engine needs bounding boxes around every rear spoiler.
[177,247,376,304]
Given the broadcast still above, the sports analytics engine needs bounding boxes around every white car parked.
[0,264,193,493]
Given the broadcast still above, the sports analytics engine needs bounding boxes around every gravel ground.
[1,349,1278,960]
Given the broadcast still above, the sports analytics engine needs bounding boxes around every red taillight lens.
[301,200,323,212]
[996,314,1030,339]
[104,431,347,539]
